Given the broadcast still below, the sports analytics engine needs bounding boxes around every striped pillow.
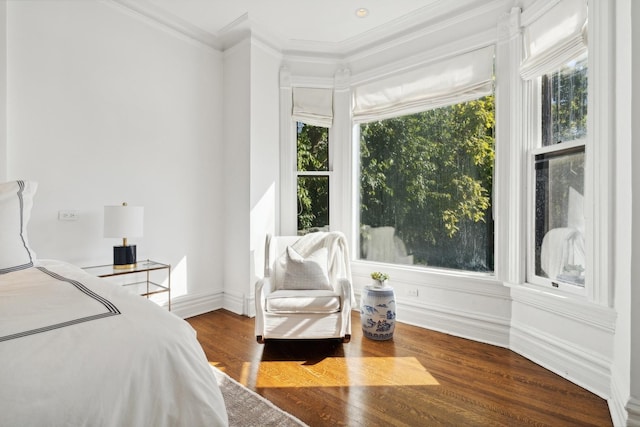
[0,180,38,274]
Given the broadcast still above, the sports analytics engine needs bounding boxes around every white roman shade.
[292,87,333,128]
[352,45,495,123]
[520,0,587,80]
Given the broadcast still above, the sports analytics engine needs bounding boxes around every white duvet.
[0,260,228,427]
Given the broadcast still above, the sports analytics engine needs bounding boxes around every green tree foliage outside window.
[297,123,329,233]
[541,55,587,146]
[360,96,495,272]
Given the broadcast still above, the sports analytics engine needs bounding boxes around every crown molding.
[108,0,220,50]
[520,0,562,27]
[108,0,511,63]
[281,0,482,57]
[216,12,284,54]
[282,0,511,60]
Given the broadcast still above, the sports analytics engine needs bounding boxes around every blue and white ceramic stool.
[360,283,396,340]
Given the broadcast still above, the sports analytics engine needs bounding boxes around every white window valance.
[520,0,587,80]
[292,87,333,128]
[352,45,495,123]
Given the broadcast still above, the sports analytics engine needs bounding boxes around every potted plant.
[371,271,389,288]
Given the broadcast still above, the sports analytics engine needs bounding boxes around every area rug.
[211,366,309,427]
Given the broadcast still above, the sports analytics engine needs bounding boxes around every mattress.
[0,259,228,427]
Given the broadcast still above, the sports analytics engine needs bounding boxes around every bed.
[0,180,228,426]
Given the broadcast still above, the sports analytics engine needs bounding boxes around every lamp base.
[113,245,137,269]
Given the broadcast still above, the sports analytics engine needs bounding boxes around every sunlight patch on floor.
[209,361,226,373]
[242,357,439,388]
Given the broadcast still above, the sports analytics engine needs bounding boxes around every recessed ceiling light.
[356,8,369,18]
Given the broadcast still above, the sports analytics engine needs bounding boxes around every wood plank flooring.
[187,310,612,427]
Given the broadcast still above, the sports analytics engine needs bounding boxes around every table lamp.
[104,202,144,268]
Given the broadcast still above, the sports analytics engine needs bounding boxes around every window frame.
[524,59,590,297]
[524,57,588,295]
[521,3,590,296]
[353,97,497,274]
[515,0,613,307]
[295,121,333,233]
[526,135,587,295]
[348,45,496,276]
[278,72,339,236]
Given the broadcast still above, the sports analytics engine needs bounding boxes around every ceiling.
[113,0,489,53]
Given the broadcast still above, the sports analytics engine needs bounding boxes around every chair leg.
[342,334,351,343]
[256,335,265,344]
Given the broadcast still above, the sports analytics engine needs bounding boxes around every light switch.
[58,210,80,221]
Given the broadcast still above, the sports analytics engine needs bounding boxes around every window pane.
[297,122,328,171]
[359,96,494,272]
[534,147,585,286]
[297,176,329,234]
[541,54,587,146]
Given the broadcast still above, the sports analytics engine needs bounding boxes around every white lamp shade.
[104,205,144,239]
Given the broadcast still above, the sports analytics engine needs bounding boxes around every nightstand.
[83,259,171,311]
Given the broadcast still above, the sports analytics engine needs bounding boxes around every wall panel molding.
[510,321,612,399]
[381,297,512,348]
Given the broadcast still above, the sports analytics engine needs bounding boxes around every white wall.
[5,0,225,317]
[631,15,640,416]
[611,0,633,423]
[617,0,640,423]
[221,39,251,314]
[0,0,6,180]
[249,39,281,315]
[222,35,281,316]
[631,0,640,417]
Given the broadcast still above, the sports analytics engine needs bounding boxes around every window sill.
[351,260,505,297]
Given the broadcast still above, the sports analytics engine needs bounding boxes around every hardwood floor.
[187,310,612,427]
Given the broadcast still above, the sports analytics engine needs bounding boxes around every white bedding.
[0,259,228,427]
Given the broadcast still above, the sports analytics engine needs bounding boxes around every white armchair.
[254,232,354,343]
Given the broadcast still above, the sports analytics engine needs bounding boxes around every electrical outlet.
[58,210,80,221]
[407,288,419,297]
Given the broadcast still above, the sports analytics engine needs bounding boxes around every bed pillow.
[282,246,332,290]
[0,180,38,274]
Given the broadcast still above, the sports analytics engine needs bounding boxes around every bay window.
[296,122,330,234]
[290,87,333,235]
[358,97,495,271]
[522,0,588,291]
[352,46,495,273]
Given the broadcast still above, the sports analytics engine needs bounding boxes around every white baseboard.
[246,294,256,318]
[609,375,630,426]
[169,290,225,319]
[627,395,640,427]
[169,290,250,319]
[510,321,611,399]
[222,290,246,316]
[364,296,511,348]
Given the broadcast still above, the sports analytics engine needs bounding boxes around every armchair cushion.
[255,232,353,342]
[281,246,332,291]
[266,289,340,314]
